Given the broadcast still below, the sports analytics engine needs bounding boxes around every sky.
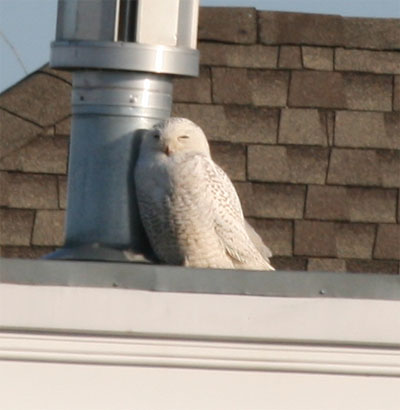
[1,0,399,93]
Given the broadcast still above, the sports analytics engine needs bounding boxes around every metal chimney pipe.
[47,0,200,261]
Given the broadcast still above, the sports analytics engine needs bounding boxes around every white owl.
[134,117,274,271]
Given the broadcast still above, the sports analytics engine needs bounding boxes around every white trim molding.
[1,332,400,377]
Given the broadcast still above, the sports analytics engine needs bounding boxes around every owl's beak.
[164,145,172,156]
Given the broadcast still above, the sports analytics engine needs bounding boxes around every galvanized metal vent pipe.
[48,0,200,261]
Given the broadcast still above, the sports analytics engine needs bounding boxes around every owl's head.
[142,117,211,157]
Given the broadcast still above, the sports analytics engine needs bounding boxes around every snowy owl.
[134,117,274,271]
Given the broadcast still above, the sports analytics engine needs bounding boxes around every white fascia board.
[1,360,399,410]
[1,283,400,347]
[1,282,400,409]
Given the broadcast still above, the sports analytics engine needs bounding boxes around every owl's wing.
[135,156,185,265]
[201,156,273,269]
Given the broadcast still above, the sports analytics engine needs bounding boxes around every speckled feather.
[134,117,274,270]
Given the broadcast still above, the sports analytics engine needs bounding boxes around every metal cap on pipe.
[51,41,199,77]
[51,0,199,77]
